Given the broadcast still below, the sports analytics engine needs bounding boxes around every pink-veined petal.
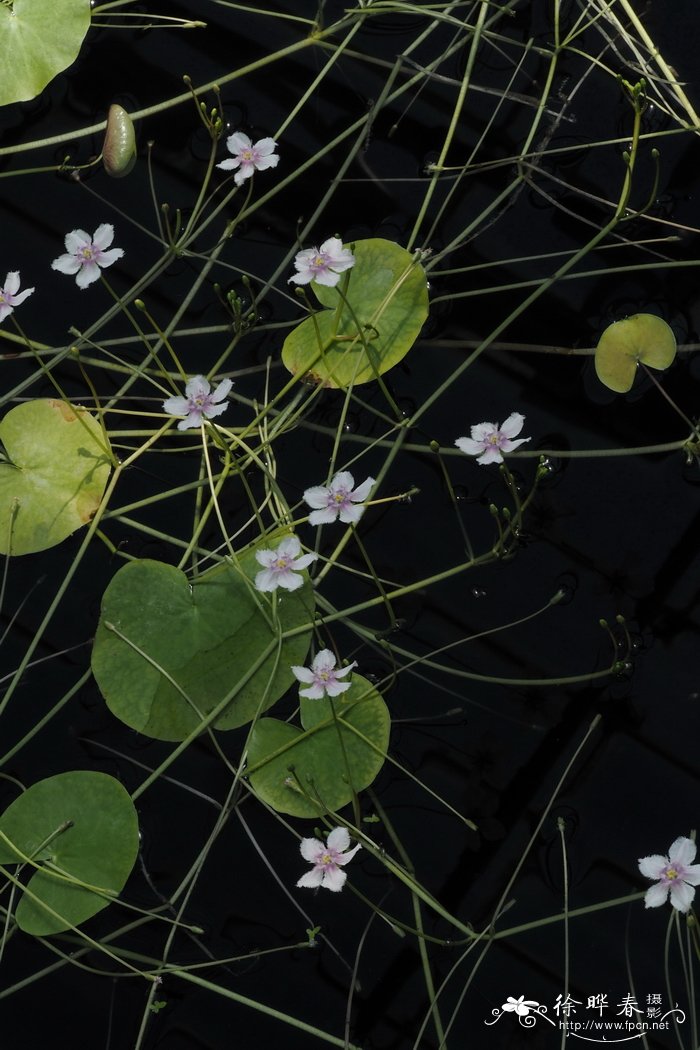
[291,552,318,571]
[338,504,365,524]
[477,447,504,465]
[333,661,356,679]
[638,854,669,880]
[455,436,484,456]
[95,247,124,269]
[308,508,339,526]
[254,568,279,591]
[330,471,355,493]
[51,253,83,276]
[303,484,332,509]
[277,536,302,559]
[297,868,325,889]
[75,261,102,289]
[255,548,278,568]
[227,132,252,153]
[288,271,314,285]
[276,569,305,591]
[234,165,254,186]
[299,682,326,699]
[500,435,530,452]
[254,137,277,156]
[299,837,325,862]
[313,269,341,287]
[162,395,190,416]
[216,158,238,171]
[291,665,316,684]
[321,867,347,892]
[203,402,228,421]
[92,223,115,250]
[668,837,697,867]
[680,865,700,885]
[670,881,696,912]
[469,422,497,442]
[335,844,361,866]
[0,304,11,322]
[64,229,91,254]
[311,650,337,673]
[255,153,279,171]
[11,286,34,307]
[178,411,204,431]
[325,679,352,697]
[644,882,669,908]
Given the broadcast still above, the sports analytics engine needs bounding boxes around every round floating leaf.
[0,0,91,107]
[594,313,677,393]
[0,399,112,556]
[91,550,314,741]
[282,238,428,388]
[246,675,390,817]
[0,771,138,936]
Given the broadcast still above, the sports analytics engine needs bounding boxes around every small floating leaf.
[594,313,676,393]
[282,238,428,388]
[91,549,314,741]
[247,675,390,817]
[0,771,139,936]
[0,0,91,107]
[0,400,112,556]
[102,104,136,178]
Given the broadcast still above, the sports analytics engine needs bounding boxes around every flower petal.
[308,508,339,526]
[290,552,318,571]
[455,437,484,456]
[300,837,324,862]
[202,401,228,421]
[321,866,347,892]
[668,836,697,867]
[350,476,374,502]
[311,650,337,674]
[92,223,115,250]
[476,446,504,465]
[299,682,326,699]
[162,396,190,416]
[254,137,277,156]
[227,132,252,153]
[255,153,279,171]
[95,247,124,269]
[669,881,696,912]
[327,827,350,852]
[638,854,669,880]
[644,882,670,908]
[303,484,332,509]
[332,661,356,679]
[470,422,497,442]
[499,412,525,439]
[275,570,304,591]
[254,568,279,591]
[64,229,91,254]
[210,378,233,403]
[75,261,102,289]
[338,504,364,525]
[3,271,20,295]
[51,254,82,276]
[313,269,341,287]
[277,536,302,559]
[291,665,315,684]
[297,868,325,889]
[325,679,352,697]
[177,412,203,431]
[334,844,362,866]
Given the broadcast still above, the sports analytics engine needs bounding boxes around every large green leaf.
[91,551,315,741]
[282,238,428,388]
[0,772,138,936]
[0,399,112,556]
[246,675,390,817]
[0,0,91,107]
[594,313,677,393]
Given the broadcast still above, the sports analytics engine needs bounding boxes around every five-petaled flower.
[303,471,374,526]
[0,272,34,323]
[291,649,357,699]
[162,375,233,431]
[297,827,361,892]
[254,535,317,592]
[455,412,530,466]
[51,224,124,289]
[502,996,540,1017]
[288,237,355,288]
[216,132,279,186]
[638,836,700,912]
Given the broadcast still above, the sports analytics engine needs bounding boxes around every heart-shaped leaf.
[246,675,390,817]
[282,238,428,388]
[91,550,315,741]
[0,399,112,556]
[0,0,91,107]
[594,313,677,393]
[0,771,138,936]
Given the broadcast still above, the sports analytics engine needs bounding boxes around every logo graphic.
[485,992,686,1042]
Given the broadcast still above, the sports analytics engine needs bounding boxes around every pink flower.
[162,375,232,430]
[303,471,374,526]
[638,836,700,912]
[0,272,34,322]
[455,412,530,466]
[291,649,356,699]
[297,827,361,892]
[288,237,355,288]
[51,224,124,289]
[254,535,317,592]
[216,132,279,186]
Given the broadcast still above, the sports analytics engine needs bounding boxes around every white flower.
[291,649,356,699]
[638,836,700,912]
[296,827,361,892]
[288,237,355,288]
[254,535,317,592]
[0,272,34,323]
[216,132,279,186]
[51,224,124,289]
[162,375,233,431]
[303,471,374,526]
[455,412,530,466]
